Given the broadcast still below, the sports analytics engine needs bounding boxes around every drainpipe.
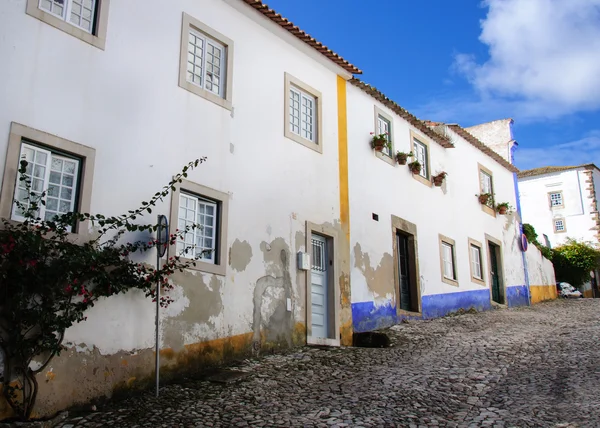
[511,141,531,306]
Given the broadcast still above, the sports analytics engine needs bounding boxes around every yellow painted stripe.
[337,75,349,239]
[530,285,557,304]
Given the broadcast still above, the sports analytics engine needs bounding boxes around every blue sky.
[266,0,600,170]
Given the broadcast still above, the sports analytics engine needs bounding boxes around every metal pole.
[155,217,161,398]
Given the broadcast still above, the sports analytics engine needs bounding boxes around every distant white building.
[518,164,600,248]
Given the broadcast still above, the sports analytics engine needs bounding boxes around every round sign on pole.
[157,215,169,257]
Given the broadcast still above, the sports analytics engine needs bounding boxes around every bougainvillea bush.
[0,158,205,420]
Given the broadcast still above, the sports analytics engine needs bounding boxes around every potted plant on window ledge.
[370,132,390,152]
[395,151,413,165]
[432,171,447,187]
[477,192,493,206]
[408,160,422,174]
[496,202,512,215]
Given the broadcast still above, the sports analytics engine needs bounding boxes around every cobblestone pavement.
[55,299,600,427]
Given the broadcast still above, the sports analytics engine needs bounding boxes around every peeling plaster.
[353,242,395,300]
[252,240,294,351]
[229,239,253,272]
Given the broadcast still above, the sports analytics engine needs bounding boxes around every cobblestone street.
[53,299,600,427]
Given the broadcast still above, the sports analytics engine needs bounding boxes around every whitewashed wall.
[0,0,349,416]
[346,84,524,325]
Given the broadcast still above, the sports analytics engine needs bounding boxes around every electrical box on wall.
[297,252,310,270]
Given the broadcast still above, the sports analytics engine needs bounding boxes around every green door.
[489,242,502,303]
[397,233,412,311]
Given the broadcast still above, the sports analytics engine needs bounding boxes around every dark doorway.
[396,231,418,312]
[488,242,503,304]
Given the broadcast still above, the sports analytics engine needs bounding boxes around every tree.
[0,158,205,420]
[552,239,600,287]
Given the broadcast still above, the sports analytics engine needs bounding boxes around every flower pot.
[396,155,408,165]
[478,195,490,205]
[433,179,444,187]
[410,166,421,174]
[372,138,386,152]
[498,206,508,215]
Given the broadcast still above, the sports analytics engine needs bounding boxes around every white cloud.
[515,130,600,170]
[455,0,600,119]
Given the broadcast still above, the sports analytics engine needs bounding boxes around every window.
[179,13,234,110]
[478,164,495,216]
[373,107,395,165]
[410,131,431,185]
[289,86,316,142]
[284,73,323,153]
[169,180,229,275]
[439,234,458,285]
[0,122,95,236]
[177,193,218,263]
[549,191,564,208]
[468,238,485,285]
[26,0,109,49]
[12,143,80,229]
[377,116,391,157]
[554,218,566,233]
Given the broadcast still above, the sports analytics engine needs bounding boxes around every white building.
[0,0,360,418]
[345,80,531,331]
[518,164,600,248]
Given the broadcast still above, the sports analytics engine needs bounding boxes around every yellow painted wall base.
[530,285,557,304]
[584,289,594,298]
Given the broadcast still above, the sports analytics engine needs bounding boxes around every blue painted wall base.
[506,285,529,308]
[352,288,494,332]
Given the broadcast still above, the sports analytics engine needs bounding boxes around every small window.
[169,179,229,276]
[439,234,458,285]
[26,0,109,49]
[289,86,316,142]
[12,142,81,230]
[554,218,566,233]
[179,13,234,110]
[478,164,496,216]
[549,191,564,208]
[284,73,323,153]
[177,192,218,263]
[377,115,392,157]
[413,139,429,179]
[480,170,493,195]
[468,239,485,286]
[0,123,95,237]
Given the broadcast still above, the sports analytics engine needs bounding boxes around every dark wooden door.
[397,233,412,311]
[489,243,501,303]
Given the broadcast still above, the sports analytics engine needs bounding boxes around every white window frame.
[439,234,458,286]
[38,0,97,33]
[12,142,81,232]
[549,191,564,208]
[0,123,96,238]
[169,179,229,276]
[554,218,566,233]
[377,115,391,157]
[178,13,234,110]
[177,192,218,264]
[480,170,493,195]
[187,28,226,98]
[413,139,428,178]
[26,0,110,49]
[284,73,323,153]
[468,238,485,286]
[289,86,317,143]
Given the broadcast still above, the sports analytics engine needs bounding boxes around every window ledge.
[177,257,226,276]
[26,0,109,50]
[178,80,233,111]
[442,277,459,287]
[375,150,395,166]
[412,173,432,187]
[284,130,322,153]
[471,277,486,287]
[481,204,496,217]
[397,308,422,318]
